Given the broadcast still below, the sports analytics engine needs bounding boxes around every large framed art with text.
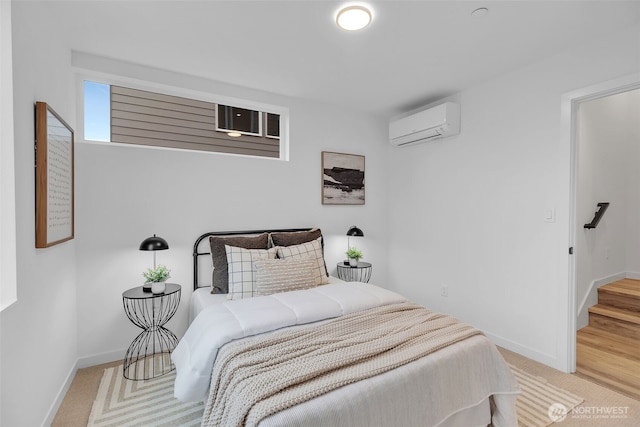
[35,101,74,248]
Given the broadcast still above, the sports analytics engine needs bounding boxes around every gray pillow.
[270,228,322,247]
[209,233,269,294]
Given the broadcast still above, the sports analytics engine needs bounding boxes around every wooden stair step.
[588,305,640,339]
[577,278,640,401]
[577,326,640,363]
[576,340,640,400]
[588,304,640,325]
[598,278,640,312]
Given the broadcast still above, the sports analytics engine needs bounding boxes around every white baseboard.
[76,348,126,369]
[41,349,126,427]
[626,271,640,280]
[484,331,563,372]
[41,360,78,427]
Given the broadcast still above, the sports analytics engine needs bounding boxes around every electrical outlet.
[441,285,449,297]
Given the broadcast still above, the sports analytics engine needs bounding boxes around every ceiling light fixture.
[336,5,372,31]
[227,132,242,137]
[471,7,489,18]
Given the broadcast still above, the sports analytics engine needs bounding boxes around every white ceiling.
[42,0,640,117]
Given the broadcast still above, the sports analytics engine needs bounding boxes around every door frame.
[563,73,640,372]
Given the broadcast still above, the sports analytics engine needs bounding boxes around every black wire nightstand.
[122,283,181,380]
[336,262,372,283]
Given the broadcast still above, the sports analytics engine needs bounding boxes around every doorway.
[565,74,640,373]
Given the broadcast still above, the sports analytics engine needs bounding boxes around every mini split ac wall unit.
[389,102,460,147]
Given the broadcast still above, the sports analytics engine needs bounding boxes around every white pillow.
[276,237,329,285]
[225,245,278,300]
[254,257,317,296]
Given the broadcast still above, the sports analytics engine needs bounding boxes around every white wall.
[3,2,390,425]
[575,89,640,328]
[1,2,78,427]
[388,23,640,371]
[4,1,640,425]
[1,0,17,310]
[73,57,391,360]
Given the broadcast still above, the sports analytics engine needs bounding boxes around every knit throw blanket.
[201,302,482,427]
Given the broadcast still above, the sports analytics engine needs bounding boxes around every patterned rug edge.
[509,364,584,427]
[88,363,584,427]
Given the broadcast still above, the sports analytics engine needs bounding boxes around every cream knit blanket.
[201,302,482,427]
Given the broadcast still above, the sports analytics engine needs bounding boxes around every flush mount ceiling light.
[471,7,489,18]
[336,5,372,31]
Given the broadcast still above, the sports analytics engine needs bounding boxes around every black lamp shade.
[346,226,364,237]
[139,234,169,251]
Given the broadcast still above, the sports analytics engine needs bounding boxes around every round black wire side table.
[122,283,181,380]
[336,262,372,283]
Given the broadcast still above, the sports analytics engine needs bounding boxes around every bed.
[172,228,519,427]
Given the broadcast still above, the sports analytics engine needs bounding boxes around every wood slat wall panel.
[111,110,216,131]
[112,118,218,139]
[112,93,213,117]
[112,126,279,149]
[110,85,280,158]
[112,101,214,124]
[112,86,215,111]
[112,135,280,158]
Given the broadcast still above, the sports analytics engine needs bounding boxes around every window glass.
[81,79,284,159]
[217,105,261,136]
[83,81,110,142]
[266,113,280,138]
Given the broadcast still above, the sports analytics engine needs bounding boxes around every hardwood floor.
[577,278,640,400]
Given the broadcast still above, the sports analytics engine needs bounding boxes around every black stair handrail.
[584,202,610,229]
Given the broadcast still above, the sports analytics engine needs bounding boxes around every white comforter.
[172,282,407,402]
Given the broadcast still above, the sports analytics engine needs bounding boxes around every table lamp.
[139,234,169,292]
[345,226,364,265]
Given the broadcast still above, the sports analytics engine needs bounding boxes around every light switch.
[545,208,556,223]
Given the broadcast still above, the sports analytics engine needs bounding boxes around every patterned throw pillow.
[209,233,269,294]
[254,257,317,296]
[276,237,329,285]
[226,245,278,300]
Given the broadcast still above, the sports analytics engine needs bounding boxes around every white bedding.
[189,276,346,323]
[173,282,519,426]
[173,282,406,402]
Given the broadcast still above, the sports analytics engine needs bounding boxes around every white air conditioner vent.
[389,102,460,147]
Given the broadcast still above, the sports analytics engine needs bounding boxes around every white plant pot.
[349,258,359,267]
[151,282,166,294]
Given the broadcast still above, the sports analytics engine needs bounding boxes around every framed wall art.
[321,151,365,205]
[35,101,75,248]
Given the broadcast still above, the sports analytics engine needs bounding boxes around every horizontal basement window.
[83,80,284,159]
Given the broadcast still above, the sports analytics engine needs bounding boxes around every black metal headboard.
[192,228,314,291]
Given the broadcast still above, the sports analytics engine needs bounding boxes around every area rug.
[510,364,584,427]
[87,366,203,427]
[88,364,583,427]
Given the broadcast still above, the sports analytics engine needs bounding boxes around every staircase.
[576,278,640,400]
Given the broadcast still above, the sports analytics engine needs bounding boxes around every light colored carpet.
[87,366,203,427]
[510,364,583,426]
[86,361,590,427]
[55,347,640,426]
[500,347,640,427]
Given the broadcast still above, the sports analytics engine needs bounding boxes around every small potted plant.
[345,248,363,267]
[143,264,171,294]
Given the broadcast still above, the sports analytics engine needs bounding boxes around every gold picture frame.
[321,151,365,205]
[35,101,75,248]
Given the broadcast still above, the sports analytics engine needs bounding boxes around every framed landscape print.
[35,101,75,248]
[321,151,365,205]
